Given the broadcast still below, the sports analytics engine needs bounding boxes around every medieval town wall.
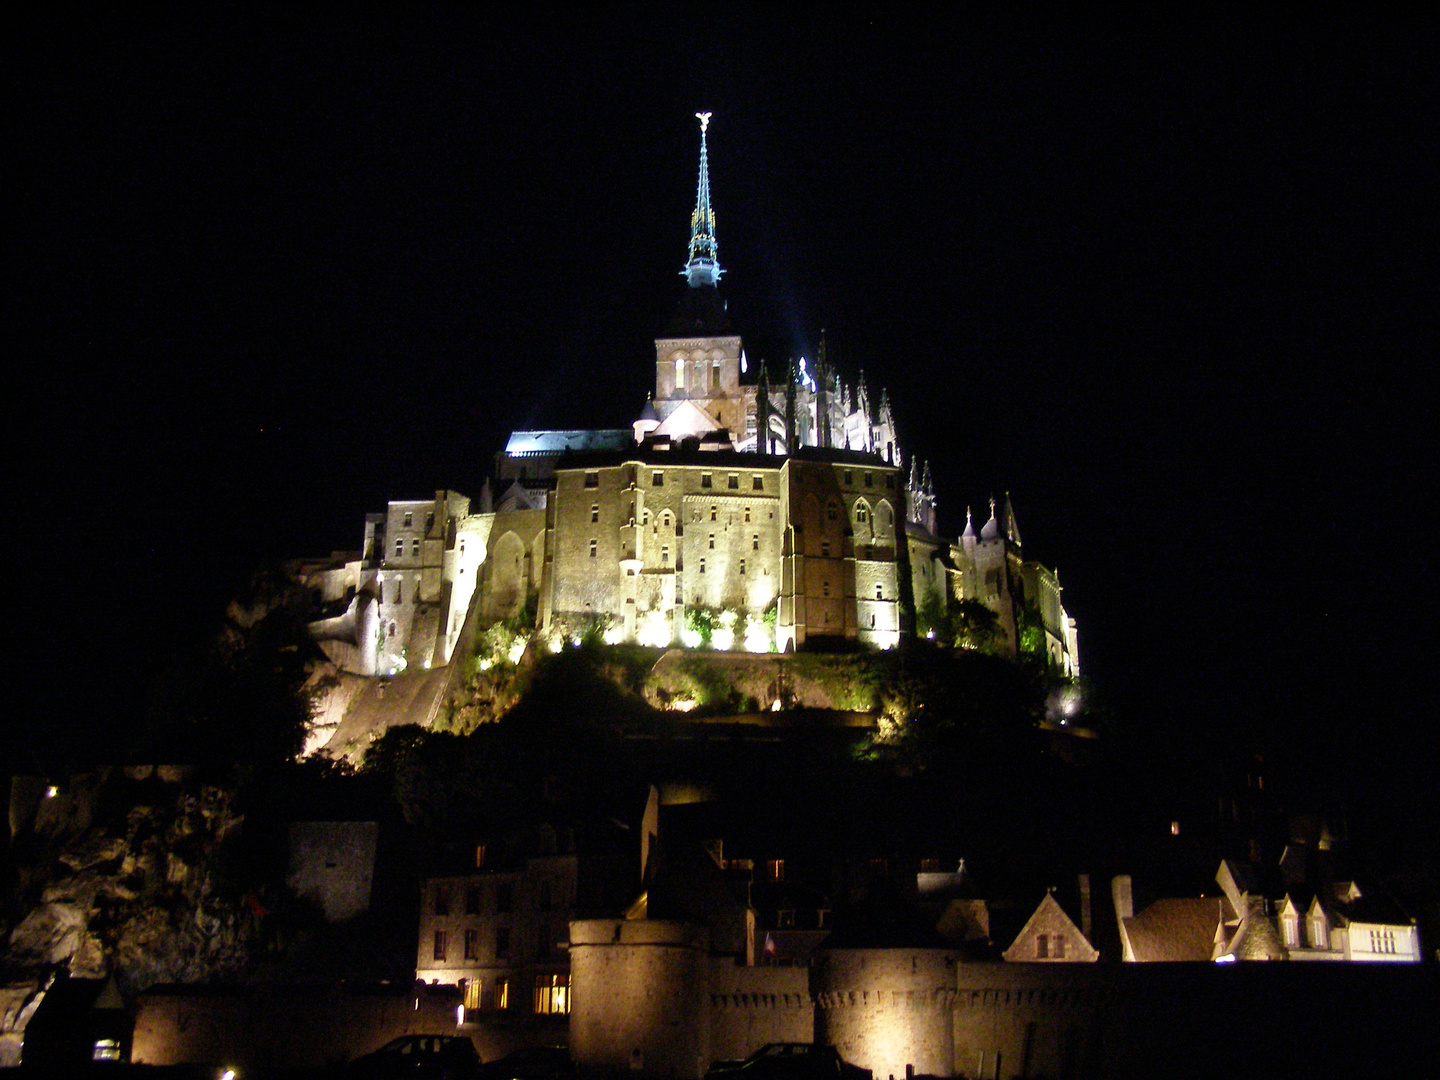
[706,961,812,1062]
[811,948,957,1080]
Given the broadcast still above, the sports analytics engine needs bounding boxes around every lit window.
[767,859,785,882]
[675,358,685,389]
[591,504,599,522]
[534,973,570,1015]
[93,1040,122,1062]
[433,930,448,962]
[589,539,597,558]
[496,979,509,1010]
[464,980,483,1012]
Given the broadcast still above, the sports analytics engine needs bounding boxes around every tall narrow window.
[701,473,712,489]
[534,974,570,1015]
[1036,934,1049,959]
[728,473,739,490]
[404,512,414,528]
[708,534,715,549]
[464,929,479,960]
[411,538,420,556]
[591,504,599,522]
[395,539,404,557]
[752,535,759,550]
[495,926,510,960]
[752,476,763,491]
[589,539,597,558]
[739,559,746,576]
[434,888,449,915]
[433,930,448,962]
[662,545,670,565]
[675,358,685,389]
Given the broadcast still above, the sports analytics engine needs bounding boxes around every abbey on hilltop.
[295,115,1078,675]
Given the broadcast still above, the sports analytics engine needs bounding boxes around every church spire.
[683,112,724,288]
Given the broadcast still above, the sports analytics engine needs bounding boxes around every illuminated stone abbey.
[295,115,1078,676]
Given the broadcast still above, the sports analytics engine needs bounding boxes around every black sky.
[11,9,1437,838]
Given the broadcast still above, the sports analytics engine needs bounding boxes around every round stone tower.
[570,919,710,1079]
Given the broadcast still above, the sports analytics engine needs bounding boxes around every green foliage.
[684,605,722,647]
[917,592,1002,654]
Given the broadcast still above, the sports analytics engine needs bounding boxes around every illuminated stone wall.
[707,961,813,1061]
[811,948,957,1080]
[569,919,711,1078]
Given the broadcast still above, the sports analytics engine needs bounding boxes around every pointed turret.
[980,497,1000,541]
[682,112,724,289]
[633,394,660,444]
[1001,492,1022,547]
[961,506,976,539]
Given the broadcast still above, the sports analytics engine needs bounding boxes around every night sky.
[12,11,1436,843]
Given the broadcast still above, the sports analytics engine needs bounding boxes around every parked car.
[475,1046,574,1080]
[705,1043,871,1080]
[347,1034,482,1079]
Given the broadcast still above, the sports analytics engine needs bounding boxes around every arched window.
[675,358,685,389]
[855,502,869,524]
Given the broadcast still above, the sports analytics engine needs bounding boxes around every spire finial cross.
[696,111,711,134]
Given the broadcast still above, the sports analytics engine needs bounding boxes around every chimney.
[1111,875,1136,962]
[1078,874,1093,940]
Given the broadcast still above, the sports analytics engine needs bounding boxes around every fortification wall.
[706,961,812,1062]
[812,949,956,1080]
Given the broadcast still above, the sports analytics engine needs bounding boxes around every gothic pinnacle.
[682,112,723,288]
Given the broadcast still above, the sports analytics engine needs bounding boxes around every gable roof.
[1002,892,1099,962]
